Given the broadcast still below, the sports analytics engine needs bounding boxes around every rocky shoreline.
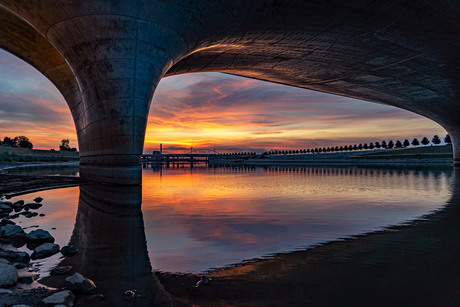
[0,163,91,306]
[0,196,100,307]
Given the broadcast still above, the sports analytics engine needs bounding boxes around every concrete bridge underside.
[0,0,459,184]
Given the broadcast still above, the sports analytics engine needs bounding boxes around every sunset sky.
[0,49,446,154]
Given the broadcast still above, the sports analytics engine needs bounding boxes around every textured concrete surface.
[0,1,459,183]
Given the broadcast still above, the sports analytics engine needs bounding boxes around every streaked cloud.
[0,49,445,153]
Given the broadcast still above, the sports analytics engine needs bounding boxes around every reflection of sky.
[6,167,453,273]
[141,166,453,273]
[0,49,445,153]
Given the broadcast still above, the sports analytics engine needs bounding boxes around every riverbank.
[211,145,454,166]
[0,146,79,163]
[0,161,84,197]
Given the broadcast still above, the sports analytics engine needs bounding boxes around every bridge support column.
[45,15,189,184]
[447,129,460,167]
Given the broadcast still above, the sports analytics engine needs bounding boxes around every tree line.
[262,134,451,156]
[0,136,33,149]
[1,136,77,152]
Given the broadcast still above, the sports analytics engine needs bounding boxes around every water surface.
[9,165,453,274]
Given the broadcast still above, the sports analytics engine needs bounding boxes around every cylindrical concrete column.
[45,15,189,184]
[446,129,460,167]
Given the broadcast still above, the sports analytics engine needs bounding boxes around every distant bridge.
[141,153,254,163]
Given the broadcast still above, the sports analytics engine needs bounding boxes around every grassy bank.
[0,146,79,162]
[210,145,453,165]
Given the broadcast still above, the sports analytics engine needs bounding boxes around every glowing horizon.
[0,49,446,154]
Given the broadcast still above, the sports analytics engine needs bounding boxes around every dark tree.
[369,143,375,149]
[395,140,403,148]
[60,139,70,151]
[432,135,441,145]
[381,141,387,149]
[335,146,339,151]
[358,144,363,150]
[375,142,381,149]
[421,137,430,145]
[352,144,358,150]
[363,143,368,149]
[445,134,452,144]
[2,137,14,147]
[411,138,420,146]
[306,149,310,153]
[343,145,348,151]
[403,139,410,147]
[60,139,77,151]
[339,146,344,151]
[348,145,353,151]
[14,136,33,149]
[387,140,394,149]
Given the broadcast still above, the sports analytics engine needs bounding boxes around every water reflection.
[46,184,173,306]
[141,165,452,273]
[34,165,458,306]
[156,169,460,306]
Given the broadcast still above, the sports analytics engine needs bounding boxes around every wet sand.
[0,162,85,196]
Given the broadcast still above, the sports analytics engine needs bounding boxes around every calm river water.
[8,164,453,274]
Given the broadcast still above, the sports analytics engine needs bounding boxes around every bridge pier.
[2,1,460,183]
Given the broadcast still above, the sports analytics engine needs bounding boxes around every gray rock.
[61,245,78,257]
[42,290,75,306]
[12,304,32,307]
[12,201,24,212]
[0,288,13,295]
[0,203,13,213]
[64,273,96,293]
[0,263,18,287]
[0,258,9,264]
[0,219,15,227]
[31,243,60,260]
[50,266,72,275]
[33,197,43,203]
[27,229,55,243]
[0,224,25,238]
[19,211,33,218]
[0,250,30,263]
[25,203,42,210]
[0,201,12,207]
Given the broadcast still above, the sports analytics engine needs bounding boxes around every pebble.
[33,197,43,203]
[25,203,42,210]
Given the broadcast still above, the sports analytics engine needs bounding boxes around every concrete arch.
[1,0,460,184]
